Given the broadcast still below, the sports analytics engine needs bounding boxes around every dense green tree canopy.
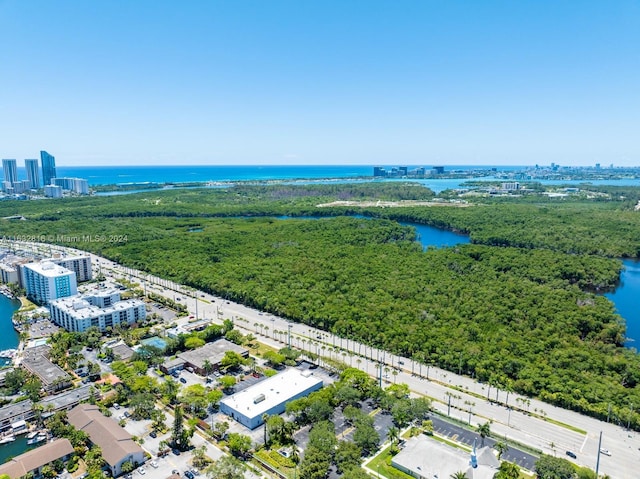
[2,183,640,424]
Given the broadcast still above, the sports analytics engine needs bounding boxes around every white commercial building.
[391,436,500,479]
[220,368,323,429]
[49,289,146,332]
[20,261,77,304]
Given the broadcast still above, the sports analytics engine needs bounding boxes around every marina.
[26,432,47,445]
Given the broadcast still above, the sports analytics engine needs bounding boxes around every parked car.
[179,377,187,384]
[184,471,194,479]
[600,448,611,456]
[566,451,577,459]
[172,448,181,456]
[149,431,157,438]
[150,461,158,468]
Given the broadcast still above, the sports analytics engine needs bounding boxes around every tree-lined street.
[11,240,640,478]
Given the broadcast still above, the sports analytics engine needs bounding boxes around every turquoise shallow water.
[9,164,517,186]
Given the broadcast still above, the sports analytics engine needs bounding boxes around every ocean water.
[10,164,515,186]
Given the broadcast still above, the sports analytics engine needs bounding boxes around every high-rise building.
[47,255,92,282]
[25,159,40,189]
[44,185,63,198]
[20,261,78,305]
[2,159,18,186]
[40,151,57,186]
[53,177,89,195]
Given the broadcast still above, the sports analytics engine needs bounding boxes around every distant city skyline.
[1,1,639,167]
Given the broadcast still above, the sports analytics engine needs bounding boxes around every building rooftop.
[178,338,248,370]
[23,261,73,277]
[110,343,135,361]
[0,438,74,479]
[391,436,500,479]
[67,404,144,469]
[0,399,33,425]
[49,294,144,320]
[220,368,323,419]
[20,345,70,388]
[39,384,93,413]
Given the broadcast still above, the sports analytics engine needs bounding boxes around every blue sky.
[1,1,639,166]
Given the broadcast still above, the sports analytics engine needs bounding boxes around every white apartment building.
[0,263,19,284]
[47,255,92,282]
[44,184,63,198]
[49,289,146,332]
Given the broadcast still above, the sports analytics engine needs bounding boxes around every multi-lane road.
[12,241,640,478]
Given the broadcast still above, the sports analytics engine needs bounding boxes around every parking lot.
[26,318,60,339]
[110,404,228,479]
[430,415,538,471]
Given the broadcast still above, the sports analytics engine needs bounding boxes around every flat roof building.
[49,290,145,333]
[46,254,92,282]
[44,184,63,198]
[0,399,33,433]
[220,368,323,429]
[20,261,77,304]
[0,263,19,284]
[21,345,72,393]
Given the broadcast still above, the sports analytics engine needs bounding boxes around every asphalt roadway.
[17,242,640,478]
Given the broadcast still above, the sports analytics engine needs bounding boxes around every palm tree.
[202,359,213,380]
[493,440,508,459]
[262,414,269,446]
[477,421,491,447]
[450,472,467,479]
[387,426,400,444]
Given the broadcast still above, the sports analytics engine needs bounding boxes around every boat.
[27,433,47,445]
[0,434,15,444]
[26,431,38,439]
[0,349,16,358]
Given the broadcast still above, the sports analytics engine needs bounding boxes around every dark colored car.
[149,431,157,438]
[566,450,577,459]
[185,472,194,479]
[179,377,187,384]
[172,448,181,456]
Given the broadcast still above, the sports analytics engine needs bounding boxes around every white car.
[150,461,158,468]
[138,468,146,475]
[600,448,611,456]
